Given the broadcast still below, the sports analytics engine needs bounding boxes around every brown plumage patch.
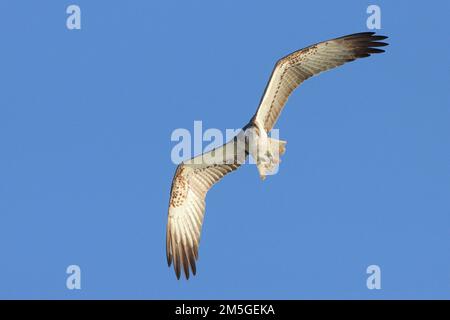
[169,166,188,207]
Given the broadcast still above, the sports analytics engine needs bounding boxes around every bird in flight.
[166,32,388,279]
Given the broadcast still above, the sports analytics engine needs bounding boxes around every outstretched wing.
[254,32,388,132]
[166,135,247,279]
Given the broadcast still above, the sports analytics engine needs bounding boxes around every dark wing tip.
[371,35,388,41]
[342,32,389,58]
[174,247,182,279]
[181,243,190,280]
[342,32,389,42]
[166,225,173,267]
[366,48,386,54]
[169,239,198,280]
[369,41,389,47]
[341,32,375,38]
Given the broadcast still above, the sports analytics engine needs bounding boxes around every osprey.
[166,32,388,279]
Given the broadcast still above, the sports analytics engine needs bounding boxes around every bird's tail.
[257,138,287,180]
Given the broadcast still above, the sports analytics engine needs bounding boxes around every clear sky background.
[0,1,449,299]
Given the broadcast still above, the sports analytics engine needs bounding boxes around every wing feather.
[255,32,388,131]
[166,137,246,279]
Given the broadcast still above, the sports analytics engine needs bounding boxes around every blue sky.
[0,1,449,299]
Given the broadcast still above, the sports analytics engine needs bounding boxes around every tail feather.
[257,138,287,180]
